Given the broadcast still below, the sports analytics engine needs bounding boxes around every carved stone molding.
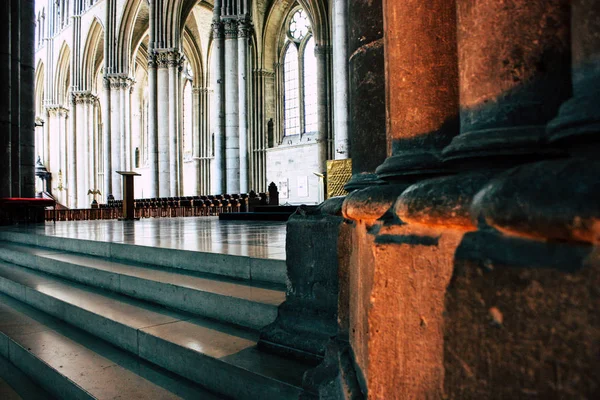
[105,74,135,90]
[211,21,224,40]
[71,91,99,105]
[154,50,184,70]
[224,19,239,39]
[237,19,252,38]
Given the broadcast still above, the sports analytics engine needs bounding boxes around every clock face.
[289,10,310,41]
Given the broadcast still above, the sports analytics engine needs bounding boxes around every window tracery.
[282,8,317,137]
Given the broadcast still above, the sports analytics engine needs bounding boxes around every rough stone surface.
[259,199,346,362]
[444,0,572,162]
[395,171,496,230]
[445,244,600,399]
[471,159,600,244]
[347,0,387,178]
[547,0,600,146]
[343,184,408,223]
[377,0,459,181]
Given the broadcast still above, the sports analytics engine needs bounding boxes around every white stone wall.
[266,133,322,205]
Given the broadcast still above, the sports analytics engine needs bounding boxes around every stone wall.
[266,134,321,204]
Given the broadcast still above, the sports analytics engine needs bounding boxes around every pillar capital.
[153,49,184,70]
[105,74,135,90]
[211,21,224,40]
[237,19,252,38]
[223,19,238,39]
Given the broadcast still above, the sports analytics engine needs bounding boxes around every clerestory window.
[282,8,317,137]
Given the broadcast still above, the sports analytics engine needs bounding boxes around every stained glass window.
[284,44,300,136]
[289,10,310,41]
[303,37,318,133]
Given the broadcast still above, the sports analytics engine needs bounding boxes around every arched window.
[284,44,300,136]
[303,37,318,133]
[282,8,317,137]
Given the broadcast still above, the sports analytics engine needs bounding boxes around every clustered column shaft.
[0,0,35,198]
[211,0,251,195]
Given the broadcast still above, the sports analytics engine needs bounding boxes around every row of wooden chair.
[45,192,272,222]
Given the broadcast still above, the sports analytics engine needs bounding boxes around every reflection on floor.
[1,217,287,260]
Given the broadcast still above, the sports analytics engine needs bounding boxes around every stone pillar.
[123,83,133,171]
[199,88,212,194]
[75,95,88,207]
[0,0,11,197]
[238,18,250,193]
[20,0,35,197]
[168,51,181,196]
[147,52,158,197]
[344,0,387,190]
[315,44,331,175]
[10,0,20,197]
[109,76,122,199]
[375,0,459,182]
[548,0,600,151]
[102,79,112,198]
[87,96,96,193]
[225,19,240,194]
[191,87,201,195]
[443,0,571,163]
[211,19,226,194]
[68,98,77,207]
[156,52,170,196]
[332,0,349,159]
[119,79,127,173]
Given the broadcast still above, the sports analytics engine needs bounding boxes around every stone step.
[0,354,55,400]
[0,242,283,330]
[0,293,221,400]
[0,230,287,285]
[0,262,308,399]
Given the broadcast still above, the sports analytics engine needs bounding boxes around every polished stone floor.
[1,218,286,260]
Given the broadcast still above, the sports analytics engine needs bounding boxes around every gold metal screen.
[326,159,352,199]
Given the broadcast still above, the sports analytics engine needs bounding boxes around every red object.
[0,198,56,206]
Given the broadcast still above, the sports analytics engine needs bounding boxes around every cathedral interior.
[0,0,599,399]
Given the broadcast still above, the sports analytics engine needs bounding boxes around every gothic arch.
[55,42,71,106]
[116,0,146,74]
[35,61,45,118]
[182,26,204,87]
[82,18,104,92]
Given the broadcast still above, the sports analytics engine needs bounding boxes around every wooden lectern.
[116,171,141,221]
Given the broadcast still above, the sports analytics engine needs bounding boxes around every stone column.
[68,98,77,207]
[102,79,112,198]
[123,82,133,171]
[168,51,181,196]
[332,0,349,159]
[192,87,201,195]
[547,0,600,151]
[0,0,11,197]
[212,20,226,194]
[75,95,88,207]
[443,0,571,163]
[156,52,170,196]
[20,0,35,197]
[10,0,21,197]
[344,0,387,190]
[375,0,459,182]
[119,78,127,173]
[238,18,250,193]
[109,76,122,199]
[147,52,159,197]
[225,19,240,194]
[315,44,331,176]
[88,96,96,193]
